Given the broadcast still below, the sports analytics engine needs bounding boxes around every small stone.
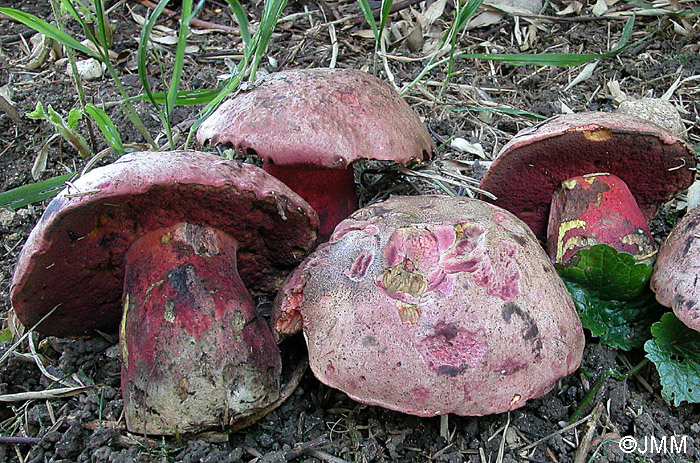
[0,208,15,227]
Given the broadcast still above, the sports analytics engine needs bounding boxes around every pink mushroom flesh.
[121,223,281,435]
[272,195,584,416]
[264,163,358,240]
[650,208,700,332]
[547,173,656,263]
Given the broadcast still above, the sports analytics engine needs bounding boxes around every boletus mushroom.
[479,112,696,264]
[10,150,319,435]
[271,195,584,416]
[650,207,700,332]
[196,68,435,240]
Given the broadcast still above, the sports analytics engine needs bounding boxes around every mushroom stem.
[263,163,357,241]
[120,222,281,435]
[546,173,656,264]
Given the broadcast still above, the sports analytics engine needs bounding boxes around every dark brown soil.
[1,0,699,462]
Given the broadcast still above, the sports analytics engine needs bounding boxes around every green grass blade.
[0,8,101,60]
[59,0,101,50]
[137,88,222,105]
[137,0,169,107]
[0,174,75,210]
[455,52,608,66]
[611,16,634,52]
[85,104,124,155]
[249,0,288,80]
[377,0,394,45]
[224,0,251,51]
[356,0,379,40]
[93,0,111,51]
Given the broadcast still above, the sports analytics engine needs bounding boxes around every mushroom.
[10,150,319,435]
[271,195,584,416]
[478,112,696,263]
[650,207,700,332]
[196,68,435,240]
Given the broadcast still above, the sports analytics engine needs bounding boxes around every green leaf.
[85,104,124,155]
[557,244,653,301]
[557,244,662,350]
[563,279,665,350]
[645,313,700,406]
[0,328,12,343]
[0,8,101,60]
[67,108,83,129]
[27,101,46,119]
[0,174,74,210]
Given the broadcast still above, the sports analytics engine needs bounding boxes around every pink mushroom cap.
[479,112,696,238]
[650,207,700,332]
[272,195,584,416]
[10,150,319,337]
[196,68,435,169]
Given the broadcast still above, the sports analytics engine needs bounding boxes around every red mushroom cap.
[479,112,696,238]
[650,207,700,332]
[10,150,318,337]
[196,68,435,168]
[272,195,584,416]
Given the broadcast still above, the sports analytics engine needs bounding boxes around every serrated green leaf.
[563,280,664,350]
[557,244,652,301]
[645,313,700,406]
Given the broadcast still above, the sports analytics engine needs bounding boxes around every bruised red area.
[417,322,489,376]
[264,163,358,241]
[546,173,655,263]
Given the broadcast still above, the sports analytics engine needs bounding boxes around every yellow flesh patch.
[556,219,586,263]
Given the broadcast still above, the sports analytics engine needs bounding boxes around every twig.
[137,0,240,34]
[285,435,327,460]
[573,403,604,463]
[0,436,41,445]
[516,413,594,453]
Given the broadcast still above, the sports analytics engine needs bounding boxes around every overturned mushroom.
[10,150,318,435]
[272,195,584,416]
[650,207,700,332]
[479,112,696,264]
[197,68,435,240]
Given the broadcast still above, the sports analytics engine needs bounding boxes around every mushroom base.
[120,222,282,435]
[264,163,357,240]
[546,173,656,264]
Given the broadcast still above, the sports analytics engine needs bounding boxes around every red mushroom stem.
[120,222,281,435]
[546,173,656,264]
[264,163,358,240]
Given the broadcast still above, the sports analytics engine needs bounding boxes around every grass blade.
[356,0,379,40]
[377,0,394,45]
[224,0,251,51]
[0,174,75,210]
[85,104,124,155]
[0,8,101,60]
